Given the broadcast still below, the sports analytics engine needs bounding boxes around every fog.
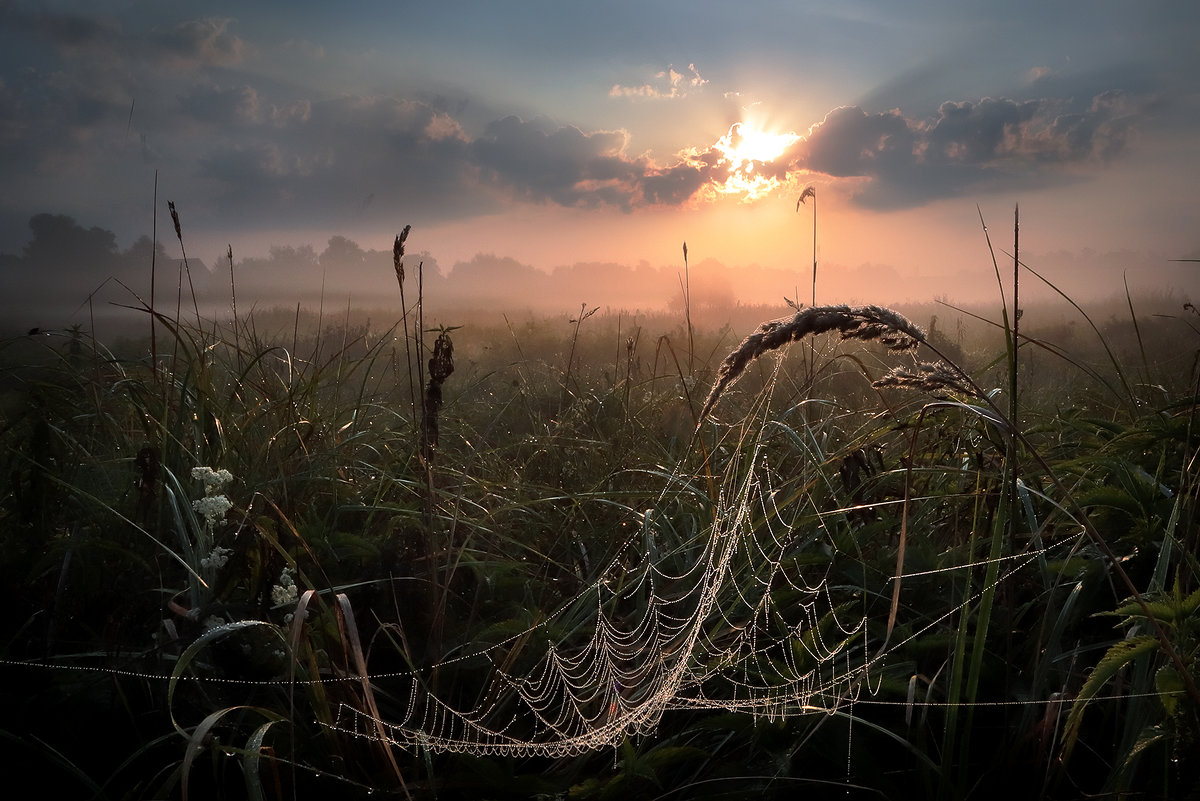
[1,213,1194,339]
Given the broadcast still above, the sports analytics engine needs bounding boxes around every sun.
[715,121,798,165]
[711,120,801,200]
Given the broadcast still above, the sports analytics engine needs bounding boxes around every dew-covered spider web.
[322,392,1072,759]
[329,440,876,756]
[0,346,1091,766]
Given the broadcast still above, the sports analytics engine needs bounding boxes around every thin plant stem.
[150,170,158,380]
[683,241,694,376]
[227,244,240,371]
[393,226,417,427]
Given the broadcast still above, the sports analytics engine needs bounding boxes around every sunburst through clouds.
[711,119,801,200]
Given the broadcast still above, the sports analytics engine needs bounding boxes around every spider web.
[327,415,893,757]
[1,351,1086,765]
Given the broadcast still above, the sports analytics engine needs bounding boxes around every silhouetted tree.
[320,235,367,271]
[22,213,120,278]
[122,235,170,268]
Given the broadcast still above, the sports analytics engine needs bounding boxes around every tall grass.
[0,210,1196,799]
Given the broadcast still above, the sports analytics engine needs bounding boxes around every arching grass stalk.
[698,304,925,424]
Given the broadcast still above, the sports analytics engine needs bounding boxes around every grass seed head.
[168,200,182,241]
[699,304,926,422]
[872,360,980,398]
[393,224,411,283]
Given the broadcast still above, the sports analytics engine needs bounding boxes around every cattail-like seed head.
[428,329,454,383]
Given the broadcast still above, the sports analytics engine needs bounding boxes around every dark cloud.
[192,94,480,224]
[801,106,916,178]
[640,152,721,205]
[924,98,1041,164]
[472,116,645,209]
[791,92,1144,208]
[23,10,122,51]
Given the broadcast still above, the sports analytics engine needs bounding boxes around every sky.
[1,0,1198,318]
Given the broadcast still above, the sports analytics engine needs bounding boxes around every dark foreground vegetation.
[0,234,1197,800]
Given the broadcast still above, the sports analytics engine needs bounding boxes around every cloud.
[1026,66,1053,86]
[20,10,122,51]
[800,106,916,179]
[151,18,248,69]
[193,94,481,220]
[461,91,1147,212]
[610,63,707,99]
[472,116,645,208]
[792,93,1144,208]
[640,158,719,206]
[179,84,262,126]
[0,3,1158,242]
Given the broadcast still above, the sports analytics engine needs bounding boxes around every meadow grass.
[0,221,1196,799]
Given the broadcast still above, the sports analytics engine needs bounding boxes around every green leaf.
[1155,665,1184,716]
[1062,635,1160,760]
[1109,598,1179,625]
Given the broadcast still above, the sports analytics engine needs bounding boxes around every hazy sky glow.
[1,0,1198,311]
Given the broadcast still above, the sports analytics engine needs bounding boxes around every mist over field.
[1,211,1194,338]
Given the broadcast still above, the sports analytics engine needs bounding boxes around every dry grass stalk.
[699,304,925,422]
[166,200,201,328]
[392,225,417,423]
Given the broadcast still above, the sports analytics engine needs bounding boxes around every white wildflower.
[192,494,233,525]
[199,545,232,570]
[271,567,298,606]
[191,466,234,494]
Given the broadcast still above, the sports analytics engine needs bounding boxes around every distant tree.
[320,235,366,270]
[21,213,120,277]
[268,244,319,267]
[122,235,170,267]
[447,254,548,306]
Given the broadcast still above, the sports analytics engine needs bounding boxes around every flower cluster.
[199,545,232,570]
[193,495,233,525]
[191,466,233,492]
[191,466,234,526]
[271,567,299,607]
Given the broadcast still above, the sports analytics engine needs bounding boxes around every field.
[0,232,1197,800]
